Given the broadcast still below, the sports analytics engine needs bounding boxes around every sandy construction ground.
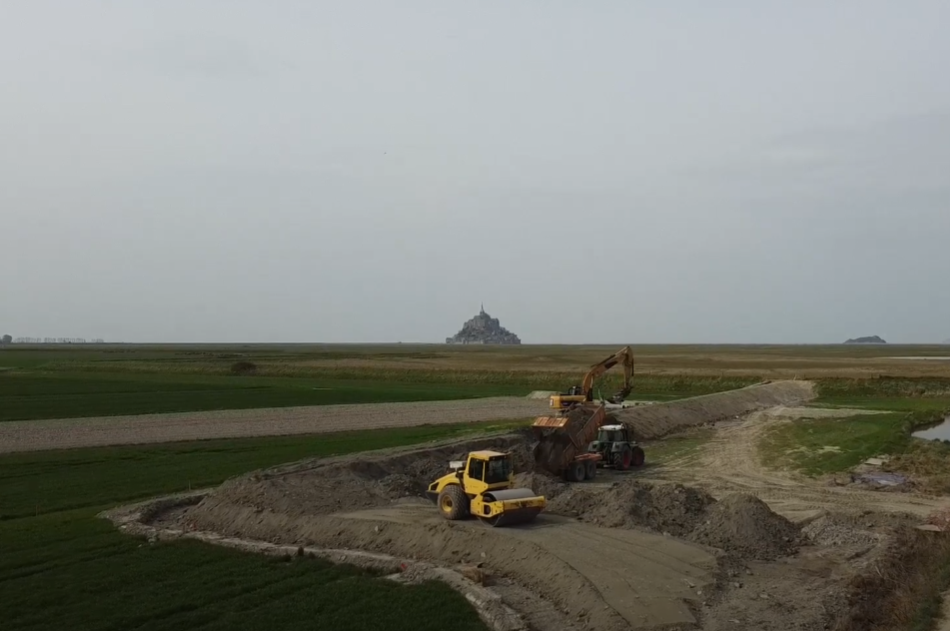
[336,502,719,630]
[0,397,549,454]
[96,383,950,631]
[646,406,950,522]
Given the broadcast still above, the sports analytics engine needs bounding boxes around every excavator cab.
[426,451,546,527]
[549,385,590,411]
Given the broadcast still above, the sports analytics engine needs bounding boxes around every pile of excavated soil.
[550,480,714,536]
[512,472,569,500]
[549,480,801,561]
[613,379,816,440]
[691,493,801,560]
[191,433,537,522]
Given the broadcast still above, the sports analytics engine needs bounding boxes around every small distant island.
[445,305,521,345]
[844,335,887,345]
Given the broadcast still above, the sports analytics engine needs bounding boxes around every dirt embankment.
[105,394,950,631]
[0,397,548,454]
[613,379,816,440]
[156,430,835,631]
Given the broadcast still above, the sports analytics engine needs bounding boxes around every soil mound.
[549,481,801,560]
[556,481,714,536]
[691,493,800,560]
[512,472,569,500]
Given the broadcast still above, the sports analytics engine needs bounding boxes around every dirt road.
[648,406,950,521]
[0,397,548,454]
[337,501,718,630]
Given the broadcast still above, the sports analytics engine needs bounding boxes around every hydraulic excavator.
[532,346,640,481]
[548,345,636,412]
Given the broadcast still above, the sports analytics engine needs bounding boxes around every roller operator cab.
[426,450,546,527]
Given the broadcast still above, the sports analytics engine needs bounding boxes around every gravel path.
[0,397,549,454]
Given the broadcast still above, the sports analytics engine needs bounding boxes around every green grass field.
[0,346,763,421]
[0,372,532,422]
[758,412,908,476]
[758,408,950,477]
[0,422,533,631]
[814,377,950,412]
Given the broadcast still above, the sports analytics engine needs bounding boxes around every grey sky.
[3,1,949,344]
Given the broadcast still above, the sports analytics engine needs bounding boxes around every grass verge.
[0,422,529,631]
[758,412,906,476]
[759,409,950,477]
[641,429,714,467]
[815,377,950,411]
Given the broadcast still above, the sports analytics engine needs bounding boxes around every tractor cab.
[587,424,645,471]
[594,424,632,445]
[549,385,590,411]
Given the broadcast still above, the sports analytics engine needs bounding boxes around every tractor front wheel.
[438,485,469,520]
[631,446,645,467]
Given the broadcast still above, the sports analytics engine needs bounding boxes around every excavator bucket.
[479,488,546,527]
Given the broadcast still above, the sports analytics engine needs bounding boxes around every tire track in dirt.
[648,407,950,522]
[0,397,549,454]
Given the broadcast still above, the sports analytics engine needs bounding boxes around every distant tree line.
[7,337,106,344]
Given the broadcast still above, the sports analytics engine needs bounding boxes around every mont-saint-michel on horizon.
[445,305,521,345]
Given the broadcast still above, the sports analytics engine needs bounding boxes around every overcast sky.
[3,1,949,344]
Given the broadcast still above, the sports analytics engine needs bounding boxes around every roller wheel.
[437,485,469,520]
[564,460,585,482]
[631,446,645,467]
[584,460,597,481]
[617,448,632,471]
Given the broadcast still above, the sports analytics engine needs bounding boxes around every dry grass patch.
[832,528,950,631]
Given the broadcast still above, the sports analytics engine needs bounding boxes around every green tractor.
[587,423,645,471]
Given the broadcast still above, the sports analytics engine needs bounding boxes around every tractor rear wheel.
[584,460,597,480]
[631,446,645,467]
[438,485,469,520]
[617,447,633,471]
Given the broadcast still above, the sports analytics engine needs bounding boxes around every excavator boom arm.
[579,346,635,402]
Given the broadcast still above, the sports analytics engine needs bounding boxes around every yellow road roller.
[426,450,546,527]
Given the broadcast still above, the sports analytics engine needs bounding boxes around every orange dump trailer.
[531,404,606,481]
